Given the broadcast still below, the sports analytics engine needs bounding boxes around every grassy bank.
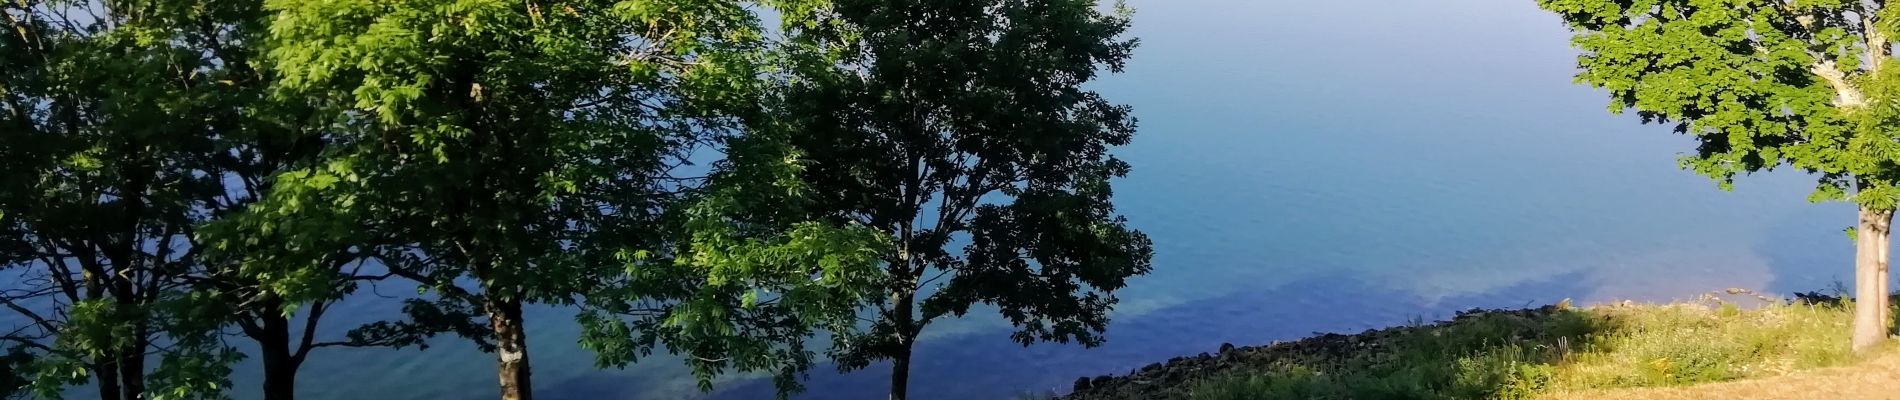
[1061,292,1898,400]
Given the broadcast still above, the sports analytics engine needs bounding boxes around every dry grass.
[1540,348,1900,400]
[1540,301,1857,390]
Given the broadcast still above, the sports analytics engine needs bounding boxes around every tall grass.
[1183,296,1886,400]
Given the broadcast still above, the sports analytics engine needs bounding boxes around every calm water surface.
[274,1,1887,399]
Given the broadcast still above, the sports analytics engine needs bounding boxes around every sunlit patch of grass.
[1551,301,1854,389]
[1179,294,1892,400]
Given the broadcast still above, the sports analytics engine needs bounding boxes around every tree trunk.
[1852,206,1892,353]
[117,330,146,400]
[888,344,912,400]
[94,362,121,400]
[487,296,533,400]
[887,287,917,400]
[116,353,144,400]
[258,312,297,400]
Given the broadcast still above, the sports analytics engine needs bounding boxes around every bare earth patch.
[1542,349,1900,400]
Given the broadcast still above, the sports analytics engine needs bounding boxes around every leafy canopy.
[764,0,1153,371]
[1538,0,1900,208]
[262,0,764,313]
[267,0,867,396]
[0,0,306,397]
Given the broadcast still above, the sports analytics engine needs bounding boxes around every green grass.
[1180,295,1892,400]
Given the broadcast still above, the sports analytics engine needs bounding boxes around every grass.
[1174,294,1895,400]
[1539,349,1900,400]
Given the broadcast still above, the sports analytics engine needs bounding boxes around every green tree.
[762,0,1153,398]
[265,0,778,398]
[3,1,403,399]
[0,0,269,398]
[193,123,415,400]
[160,1,415,398]
[1537,0,1900,351]
[576,132,897,396]
[0,0,271,396]
[572,41,893,397]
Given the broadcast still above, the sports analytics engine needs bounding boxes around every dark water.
[272,1,1885,399]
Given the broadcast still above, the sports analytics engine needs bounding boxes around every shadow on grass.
[1791,290,1900,339]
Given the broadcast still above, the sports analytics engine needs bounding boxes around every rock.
[1219,342,1235,353]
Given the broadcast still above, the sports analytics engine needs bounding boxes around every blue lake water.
[274,1,1893,399]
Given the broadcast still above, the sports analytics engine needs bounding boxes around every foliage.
[260,0,774,308]
[579,133,892,394]
[1534,0,1900,205]
[0,0,304,397]
[4,0,1155,398]
[264,0,848,397]
[739,0,1152,396]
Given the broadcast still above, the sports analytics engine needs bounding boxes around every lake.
[274,0,1885,399]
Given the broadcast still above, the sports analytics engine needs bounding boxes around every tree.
[4,1,405,399]
[194,127,414,400]
[572,27,893,397]
[265,0,775,399]
[576,130,897,396]
[157,1,414,398]
[0,0,272,398]
[764,0,1153,398]
[1537,0,1900,351]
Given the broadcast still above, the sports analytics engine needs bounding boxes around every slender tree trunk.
[258,312,297,400]
[887,287,917,400]
[486,296,533,400]
[1852,206,1892,353]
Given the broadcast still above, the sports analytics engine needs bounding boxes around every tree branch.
[292,300,327,364]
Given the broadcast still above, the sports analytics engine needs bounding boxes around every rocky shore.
[1061,305,1576,400]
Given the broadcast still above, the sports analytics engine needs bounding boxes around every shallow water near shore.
[262,1,1892,399]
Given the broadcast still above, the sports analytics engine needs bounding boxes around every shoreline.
[1058,290,1889,400]
[1060,305,1574,399]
